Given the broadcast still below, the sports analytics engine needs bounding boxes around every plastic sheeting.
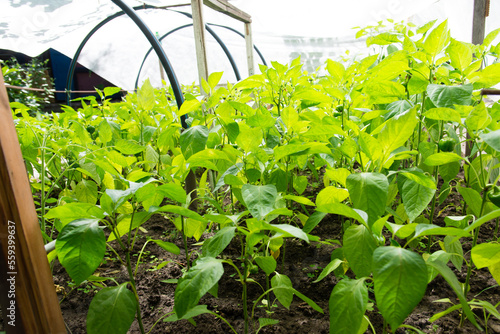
[1,0,500,89]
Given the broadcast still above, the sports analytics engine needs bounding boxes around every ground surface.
[1,187,499,334]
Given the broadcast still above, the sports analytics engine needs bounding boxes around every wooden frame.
[0,72,66,333]
[192,0,255,87]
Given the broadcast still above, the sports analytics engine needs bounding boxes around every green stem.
[461,186,489,326]
[126,251,146,334]
[181,216,190,270]
[415,91,426,166]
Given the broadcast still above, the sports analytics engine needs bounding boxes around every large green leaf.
[465,101,491,132]
[202,226,236,258]
[267,223,309,243]
[446,39,472,72]
[241,184,278,220]
[373,247,428,331]
[423,20,450,60]
[468,63,500,89]
[74,180,98,205]
[377,107,418,160]
[157,183,187,204]
[480,129,500,152]
[87,283,137,334]
[343,224,377,278]
[399,175,436,222]
[316,186,349,212]
[180,125,209,160]
[174,257,224,318]
[56,219,106,285]
[45,202,106,228]
[471,243,500,269]
[329,278,368,334]
[137,78,155,110]
[424,152,463,166]
[424,107,462,124]
[346,173,388,226]
[315,202,368,226]
[426,84,473,109]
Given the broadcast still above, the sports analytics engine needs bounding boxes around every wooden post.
[467,0,489,158]
[191,0,209,92]
[0,73,66,333]
[245,22,255,76]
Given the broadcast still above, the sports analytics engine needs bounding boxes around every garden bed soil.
[1,187,499,334]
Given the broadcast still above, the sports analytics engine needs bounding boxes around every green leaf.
[399,170,436,189]
[423,20,450,60]
[151,239,180,255]
[271,273,293,309]
[316,202,367,226]
[293,175,308,195]
[343,225,377,277]
[137,78,155,110]
[471,243,500,269]
[208,71,223,89]
[444,235,463,271]
[267,223,309,243]
[180,125,209,160]
[98,119,113,144]
[282,195,315,206]
[315,186,349,212]
[424,250,452,283]
[236,124,263,152]
[313,259,343,283]
[177,99,201,117]
[56,219,106,285]
[446,39,472,72]
[346,173,388,227]
[273,144,310,161]
[363,80,405,104]
[202,226,236,258]
[366,32,400,46]
[480,129,500,152]
[258,318,280,331]
[302,211,327,234]
[255,256,277,276]
[373,247,428,331]
[103,86,122,98]
[377,107,418,159]
[241,184,278,220]
[165,304,212,322]
[465,101,491,131]
[157,183,187,204]
[426,84,473,109]
[87,283,137,334]
[159,205,207,223]
[329,278,368,334]
[46,203,106,228]
[426,260,482,330]
[424,152,463,166]
[424,107,462,123]
[326,59,345,82]
[174,257,224,319]
[74,180,98,205]
[115,139,145,155]
[468,63,500,89]
[456,186,482,217]
[399,176,436,222]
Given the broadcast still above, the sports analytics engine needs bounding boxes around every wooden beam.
[203,0,251,23]
[472,0,487,45]
[245,22,255,76]
[0,72,66,333]
[192,0,209,88]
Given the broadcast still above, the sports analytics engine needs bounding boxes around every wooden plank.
[472,0,487,45]
[0,72,66,333]
[244,22,255,76]
[192,0,209,91]
[203,0,251,23]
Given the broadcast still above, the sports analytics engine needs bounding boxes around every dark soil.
[2,185,500,334]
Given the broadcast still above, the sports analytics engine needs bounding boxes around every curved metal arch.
[66,2,188,128]
[135,22,242,89]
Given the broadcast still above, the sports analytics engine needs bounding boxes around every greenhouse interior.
[2,0,500,333]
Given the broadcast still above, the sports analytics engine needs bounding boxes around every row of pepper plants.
[11,19,500,333]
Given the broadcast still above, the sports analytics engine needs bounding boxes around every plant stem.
[181,216,190,270]
[415,91,426,166]
[461,186,489,326]
[126,250,146,334]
